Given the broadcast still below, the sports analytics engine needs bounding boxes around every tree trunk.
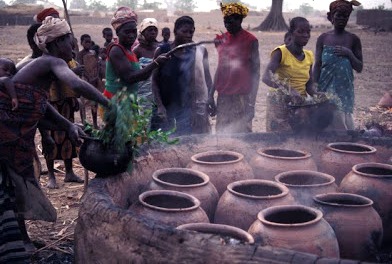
[254,0,288,31]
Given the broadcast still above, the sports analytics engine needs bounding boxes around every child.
[160,27,171,44]
[77,34,93,64]
[0,58,18,111]
[262,17,317,132]
[102,27,114,47]
[313,0,363,131]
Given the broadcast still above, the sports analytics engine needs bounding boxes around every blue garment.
[318,45,354,113]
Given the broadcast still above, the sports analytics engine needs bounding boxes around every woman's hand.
[154,54,170,66]
[67,124,86,147]
[334,46,352,58]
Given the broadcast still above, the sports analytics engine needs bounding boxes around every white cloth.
[34,17,71,53]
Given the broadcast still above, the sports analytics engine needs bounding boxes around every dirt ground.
[0,11,392,263]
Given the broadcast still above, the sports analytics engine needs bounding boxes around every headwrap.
[111,6,138,31]
[328,0,361,19]
[220,2,249,18]
[34,7,60,23]
[34,17,71,53]
[139,18,158,33]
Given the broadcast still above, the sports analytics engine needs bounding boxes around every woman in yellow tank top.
[262,17,318,132]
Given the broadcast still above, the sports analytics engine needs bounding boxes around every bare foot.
[64,172,84,183]
[46,178,59,189]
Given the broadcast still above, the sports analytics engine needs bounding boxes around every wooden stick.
[32,232,74,255]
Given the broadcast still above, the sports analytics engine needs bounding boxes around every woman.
[262,16,317,132]
[151,16,213,136]
[103,7,167,100]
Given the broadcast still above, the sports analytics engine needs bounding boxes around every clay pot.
[147,168,219,221]
[249,148,317,181]
[177,223,254,245]
[79,137,133,176]
[129,190,209,227]
[248,205,340,258]
[378,91,392,107]
[313,193,383,260]
[187,150,254,196]
[214,180,295,231]
[275,170,338,207]
[340,162,392,243]
[319,142,377,184]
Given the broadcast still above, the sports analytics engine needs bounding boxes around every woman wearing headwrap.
[151,16,213,135]
[313,0,363,130]
[209,2,260,134]
[0,17,110,260]
[103,7,168,100]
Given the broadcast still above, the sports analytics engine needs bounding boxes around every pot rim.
[139,190,201,212]
[351,162,392,178]
[256,147,312,160]
[275,170,336,187]
[313,192,373,207]
[152,168,210,188]
[177,223,255,244]
[257,205,323,227]
[190,150,244,165]
[326,142,377,154]
[227,179,290,200]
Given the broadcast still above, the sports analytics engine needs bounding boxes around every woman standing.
[262,17,317,132]
[151,16,213,135]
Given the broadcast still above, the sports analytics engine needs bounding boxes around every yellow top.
[273,45,314,96]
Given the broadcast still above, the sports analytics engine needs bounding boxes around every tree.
[254,0,288,31]
[174,0,196,12]
[298,3,313,16]
[89,0,108,11]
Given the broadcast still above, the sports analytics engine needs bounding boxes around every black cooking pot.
[79,136,133,176]
[288,100,335,133]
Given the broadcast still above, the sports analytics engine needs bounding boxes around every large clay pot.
[249,148,317,181]
[248,205,340,258]
[319,142,377,184]
[187,150,254,196]
[275,170,338,207]
[79,137,133,176]
[129,190,209,227]
[340,162,392,243]
[147,168,219,222]
[177,223,254,245]
[313,193,383,261]
[214,180,295,231]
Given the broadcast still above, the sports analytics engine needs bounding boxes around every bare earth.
[0,11,391,263]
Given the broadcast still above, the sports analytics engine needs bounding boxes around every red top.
[214,30,258,95]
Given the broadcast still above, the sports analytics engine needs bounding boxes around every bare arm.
[349,34,363,73]
[109,45,160,84]
[50,59,110,107]
[313,35,324,85]
[305,65,316,96]
[262,49,283,88]
[151,47,166,118]
[0,76,17,100]
[249,40,261,107]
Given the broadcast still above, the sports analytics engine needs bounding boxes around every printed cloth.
[139,18,158,33]
[111,6,138,31]
[104,43,140,99]
[220,2,249,17]
[34,17,71,53]
[318,45,354,113]
[0,83,48,183]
